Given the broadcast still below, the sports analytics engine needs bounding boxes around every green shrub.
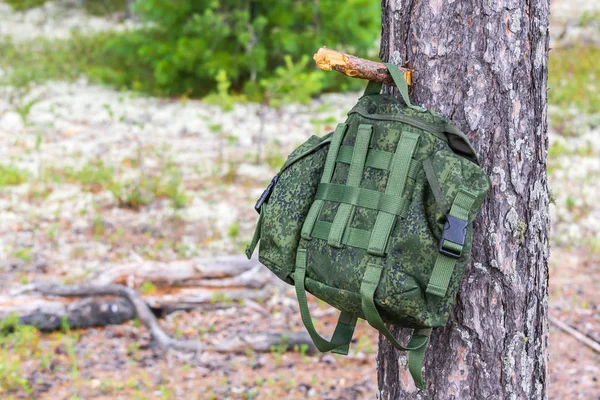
[93,0,380,97]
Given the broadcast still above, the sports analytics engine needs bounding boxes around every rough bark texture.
[378,1,550,399]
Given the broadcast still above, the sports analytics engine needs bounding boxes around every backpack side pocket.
[421,149,490,317]
[251,134,331,283]
[424,150,489,232]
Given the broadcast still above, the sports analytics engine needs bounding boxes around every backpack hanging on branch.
[245,49,490,389]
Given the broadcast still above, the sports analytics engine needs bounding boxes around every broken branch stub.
[313,47,412,85]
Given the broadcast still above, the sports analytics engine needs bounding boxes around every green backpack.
[245,63,490,389]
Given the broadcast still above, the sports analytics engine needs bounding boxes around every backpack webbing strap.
[426,189,477,298]
[315,183,409,216]
[383,63,413,108]
[245,212,263,259]
[360,263,430,390]
[338,146,392,170]
[363,64,425,112]
[312,221,371,250]
[301,123,347,240]
[367,131,420,256]
[363,80,383,96]
[294,249,358,355]
[327,124,373,248]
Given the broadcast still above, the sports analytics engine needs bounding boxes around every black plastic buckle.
[438,215,468,259]
[254,175,279,214]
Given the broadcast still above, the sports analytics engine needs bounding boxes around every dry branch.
[187,265,266,289]
[146,287,269,314]
[3,286,269,322]
[549,314,600,354]
[30,283,203,352]
[92,255,260,287]
[214,331,317,354]
[313,47,412,85]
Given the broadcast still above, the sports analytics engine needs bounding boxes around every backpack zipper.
[279,135,333,174]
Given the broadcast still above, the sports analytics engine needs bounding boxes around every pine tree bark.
[377,1,550,399]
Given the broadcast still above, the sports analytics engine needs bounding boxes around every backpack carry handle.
[384,62,413,108]
[363,63,425,112]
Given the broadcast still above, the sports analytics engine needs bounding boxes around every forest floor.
[0,0,599,399]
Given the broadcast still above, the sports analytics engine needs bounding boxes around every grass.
[140,281,157,295]
[40,158,188,210]
[4,0,47,11]
[13,247,32,263]
[0,164,29,187]
[82,0,127,16]
[548,45,600,120]
[0,315,41,395]
[5,0,126,15]
[0,33,116,89]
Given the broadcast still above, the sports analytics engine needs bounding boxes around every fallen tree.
[0,255,317,354]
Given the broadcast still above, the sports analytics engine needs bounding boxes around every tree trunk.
[378,1,550,399]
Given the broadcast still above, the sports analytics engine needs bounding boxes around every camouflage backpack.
[245,63,490,389]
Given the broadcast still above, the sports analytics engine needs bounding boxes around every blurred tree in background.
[94,0,381,99]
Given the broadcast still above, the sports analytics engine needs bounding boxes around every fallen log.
[146,287,269,315]
[0,256,280,353]
[313,47,412,85]
[0,286,269,331]
[19,283,203,352]
[3,256,271,331]
[0,296,135,331]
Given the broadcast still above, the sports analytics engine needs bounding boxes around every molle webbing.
[315,184,410,217]
[304,125,419,256]
[336,145,420,175]
[327,124,373,247]
[367,130,420,256]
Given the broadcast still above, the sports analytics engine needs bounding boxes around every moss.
[516,220,527,242]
